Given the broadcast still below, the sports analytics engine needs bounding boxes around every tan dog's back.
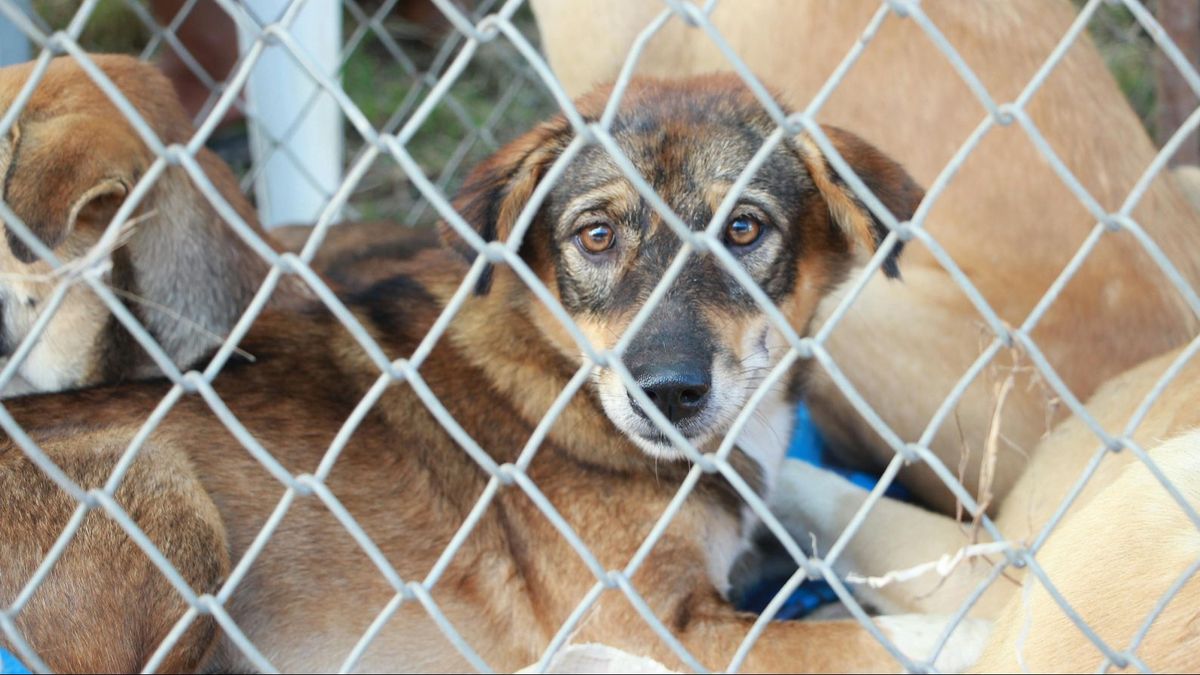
[975,428,1200,672]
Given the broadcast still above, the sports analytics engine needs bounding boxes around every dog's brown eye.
[725,216,762,248]
[577,223,616,254]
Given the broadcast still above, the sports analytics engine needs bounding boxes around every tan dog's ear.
[799,127,923,278]
[441,115,572,294]
[1,114,147,263]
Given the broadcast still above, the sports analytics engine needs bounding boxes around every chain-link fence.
[1,0,1199,672]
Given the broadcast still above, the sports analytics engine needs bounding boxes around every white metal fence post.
[239,0,343,228]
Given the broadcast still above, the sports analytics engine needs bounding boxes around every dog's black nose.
[631,365,711,425]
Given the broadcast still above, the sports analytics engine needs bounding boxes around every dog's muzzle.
[628,361,712,427]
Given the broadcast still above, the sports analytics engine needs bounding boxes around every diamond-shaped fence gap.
[338,591,406,673]
[0,606,49,674]
[332,476,500,669]
[191,381,303,487]
[800,4,892,120]
[379,132,608,368]
[299,476,407,590]
[704,453,922,669]
[293,143,382,261]
[727,565,813,672]
[502,466,714,649]
[1119,554,1200,669]
[927,561,1015,664]
[711,349,802,465]
[404,56,545,224]
[1121,437,1200,532]
[1018,555,1131,667]
[663,3,787,129]
[5,502,90,622]
[121,0,249,137]
[16,463,265,673]
[407,583,493,672]
[1123,333,1200,434]
[814,563,922,672]
[471,469,715,667]
[362,5,478,141]
[1030,449,1118,560]
[143,604,206,674]
[1122,103,1200,216]
[380,38,551,224]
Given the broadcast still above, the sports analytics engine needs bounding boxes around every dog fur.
[772,342,1200,671]
[524,3,1200,670]
[529,0,1200,516]
[0,74,994,673]
[0,55,306,396]
[272,220,440,292]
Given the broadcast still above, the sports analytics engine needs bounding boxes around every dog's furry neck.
[437,266,768,512]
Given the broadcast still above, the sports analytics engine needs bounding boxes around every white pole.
[239,0,343,228]
[0,0,32,66]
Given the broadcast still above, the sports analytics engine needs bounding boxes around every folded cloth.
[1,648,30,675]
[736,402,909,620]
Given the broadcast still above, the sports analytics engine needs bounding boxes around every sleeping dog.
[0,74,986,672]
[0,55,306,395]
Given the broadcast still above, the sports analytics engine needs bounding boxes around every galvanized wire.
[0,0,1198,673]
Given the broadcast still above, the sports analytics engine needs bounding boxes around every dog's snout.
[631,365,711,425]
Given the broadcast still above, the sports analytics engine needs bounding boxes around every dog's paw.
[875,615,990,673]
[516,644,677,674]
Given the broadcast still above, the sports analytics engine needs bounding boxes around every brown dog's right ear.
[1,114,148,263]
[798,127,924,279]
[440,115,572,294]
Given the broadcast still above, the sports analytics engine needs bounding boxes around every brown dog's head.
[445,75,922,459]
[0,55,290,395]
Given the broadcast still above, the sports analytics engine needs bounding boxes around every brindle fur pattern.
[0,75,962,673]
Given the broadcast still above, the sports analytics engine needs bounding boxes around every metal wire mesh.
[0,0,1198,672]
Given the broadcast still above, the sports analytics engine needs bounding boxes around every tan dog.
[0,75,990,673]
[529,0,1200,515]
[0,55,305,395]
[773,342,1200,671]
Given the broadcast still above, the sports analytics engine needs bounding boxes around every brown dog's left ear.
[441,115,572,295]
[799,126,924,278]
[1,114,146,263]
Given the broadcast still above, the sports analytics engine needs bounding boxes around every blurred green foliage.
[25,1,1166,221]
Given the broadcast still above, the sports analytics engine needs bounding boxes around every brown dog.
[0,55,306,395]
[271,220,440,291]
[0,75,988,672]
[529,0,1200,516]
